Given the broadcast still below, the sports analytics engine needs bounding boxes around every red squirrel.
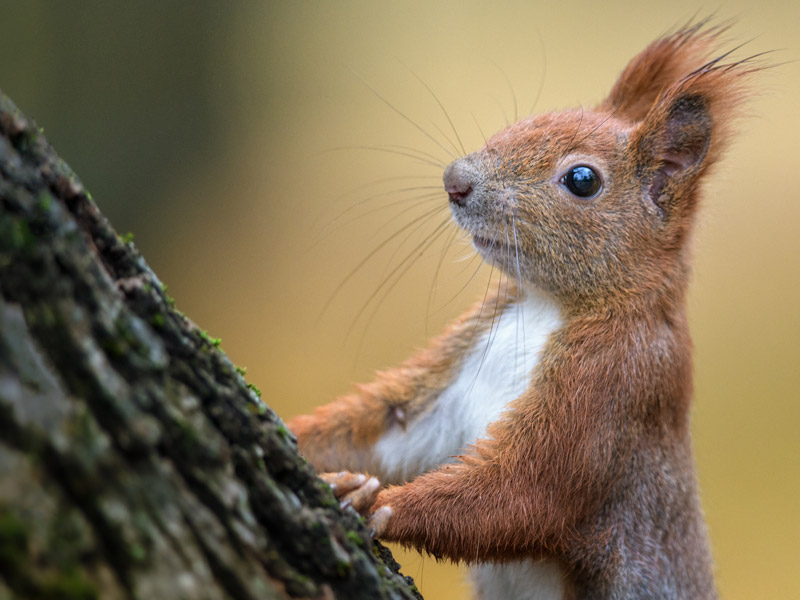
[288,22,762,599]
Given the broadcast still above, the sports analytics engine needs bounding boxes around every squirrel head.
[445,22,762,312]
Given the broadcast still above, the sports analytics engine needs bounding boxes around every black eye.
[561,165,602,198]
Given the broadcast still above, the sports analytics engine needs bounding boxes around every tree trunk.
[0,91,422,600]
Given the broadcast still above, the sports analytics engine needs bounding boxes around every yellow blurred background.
[2,2,797,598]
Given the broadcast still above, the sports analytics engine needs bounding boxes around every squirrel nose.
[444,160,475,207]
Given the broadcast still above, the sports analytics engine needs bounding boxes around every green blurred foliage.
[0,3,234,253]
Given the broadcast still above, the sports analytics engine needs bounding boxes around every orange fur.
[288,22,765,598]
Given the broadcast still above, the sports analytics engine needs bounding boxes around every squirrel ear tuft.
[600,20,724,122]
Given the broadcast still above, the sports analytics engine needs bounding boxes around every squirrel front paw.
[319,472,394,537]
[320,471,381,515]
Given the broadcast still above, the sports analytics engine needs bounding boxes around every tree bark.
[0,91,422,600]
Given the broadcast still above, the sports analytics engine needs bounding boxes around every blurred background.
[1,2,797,598]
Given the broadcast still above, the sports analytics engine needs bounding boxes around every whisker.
[494,95,511,128]
[529,28,547,116]
[319,186,442,236]
[321,192,443,244]
[309,174,440,239]
[512,217,527,389]
[349,217,453,355]
[425,224,461,337]
[321,145,446,169]
[466,257,506,399]
[434,251,486,313]
[431,122,462,158]
[374,206,449,276]
[335,186,441,220]
[369,198,448,247]
[317,203,447,323]
[349,215,453,338]
[492,61,519,124]
[456,227,505,395]
[502,223,517,383]
[348,67,457,161]
[381,144,451,167]
[563,106,585,155]
[397,59,468,157]
[472,113,489,147]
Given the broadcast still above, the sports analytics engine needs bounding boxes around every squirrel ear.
[635,93,712,211]
[606,21,763,218]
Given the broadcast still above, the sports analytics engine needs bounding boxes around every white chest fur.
[373,287,565,600]
[470,560,567,600]
[374,287,563,482]
[375,292,564,600]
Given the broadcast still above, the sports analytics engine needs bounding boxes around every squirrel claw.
[368,505,393,537]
